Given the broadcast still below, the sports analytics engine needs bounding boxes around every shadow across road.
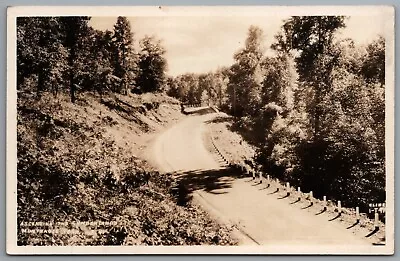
[171,166,247,206]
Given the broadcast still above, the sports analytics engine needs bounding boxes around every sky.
[89,15,386,77]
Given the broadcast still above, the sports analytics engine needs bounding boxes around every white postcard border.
[6,5,395,255]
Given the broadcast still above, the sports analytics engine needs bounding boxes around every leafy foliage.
[17,16,169,99]
[112,16,137,94]
[171,19,386,211]
[17,17,69,95]
[136,36,167,93]
[260,17,385,210]
[17,15,387,244]
[17,92,237,246]
[227,26,265,117]
[361,35,385,85]
[17,16,236,246]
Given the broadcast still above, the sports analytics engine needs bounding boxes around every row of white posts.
[211,135,230,167]
[243,166,380,230]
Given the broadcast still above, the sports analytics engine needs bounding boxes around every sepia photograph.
[6,6,394,255]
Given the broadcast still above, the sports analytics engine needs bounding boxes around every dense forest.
[17,14,385,236]
[17,16,240,246]
[166,17,386,211]
[17,17,245,246]
[17,16,167,98]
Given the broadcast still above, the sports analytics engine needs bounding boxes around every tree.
[112,16,136,94]
[274,16,346,138]
[214,67,230,108]
[361,35,385,85]
[169,74,191,102]
[166,76,179,98]
[136,36,167,93]
[17,17,68,96]
[198,73,218,106]
[75,28,116,95]
[227,25,265,117]
[259,16,386,209]
[200,89,209,106]
[261,55,297,112]
[250,53,299,147]
[59,16,91,103]
[185,74,200,104]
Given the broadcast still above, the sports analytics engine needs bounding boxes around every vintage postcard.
[6,6,395,255]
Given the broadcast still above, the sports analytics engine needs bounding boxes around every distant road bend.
[150,107,370,246]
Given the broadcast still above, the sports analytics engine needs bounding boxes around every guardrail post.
[259,171,262,183]
[275,178,280,191]
[296,187,301,201]
[285,182,291,196]
[338,200,342,213]
[356,206,360,221]
[323,196,327,210]
[306,191,313,207]
[267,175,270,183]
[252,171,255,180]
[374,208,379,229]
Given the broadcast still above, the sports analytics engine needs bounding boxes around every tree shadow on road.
[171,166,246,206]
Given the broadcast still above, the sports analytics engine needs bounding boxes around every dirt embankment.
[17,91,236,246]
[203,113,257,166]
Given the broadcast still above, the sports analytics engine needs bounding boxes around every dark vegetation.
[167,17,386,212]
[17,93,236,246]
[16,15,386,245]
[17,16,236,245]
[17,16,167,100]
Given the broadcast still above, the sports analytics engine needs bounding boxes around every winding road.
[149,108,371,247]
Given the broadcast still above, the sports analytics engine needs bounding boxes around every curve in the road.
[149,110,371,247]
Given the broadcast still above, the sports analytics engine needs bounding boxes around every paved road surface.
[149,111,371,246]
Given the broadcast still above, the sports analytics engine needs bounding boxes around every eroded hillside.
[17,91,236,246]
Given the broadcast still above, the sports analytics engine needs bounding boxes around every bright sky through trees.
[89,15,385,76]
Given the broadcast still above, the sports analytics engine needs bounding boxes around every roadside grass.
[204,113,257,165]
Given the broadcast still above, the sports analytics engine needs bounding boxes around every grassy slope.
[17,91,236,246]
[204,114,256,166]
